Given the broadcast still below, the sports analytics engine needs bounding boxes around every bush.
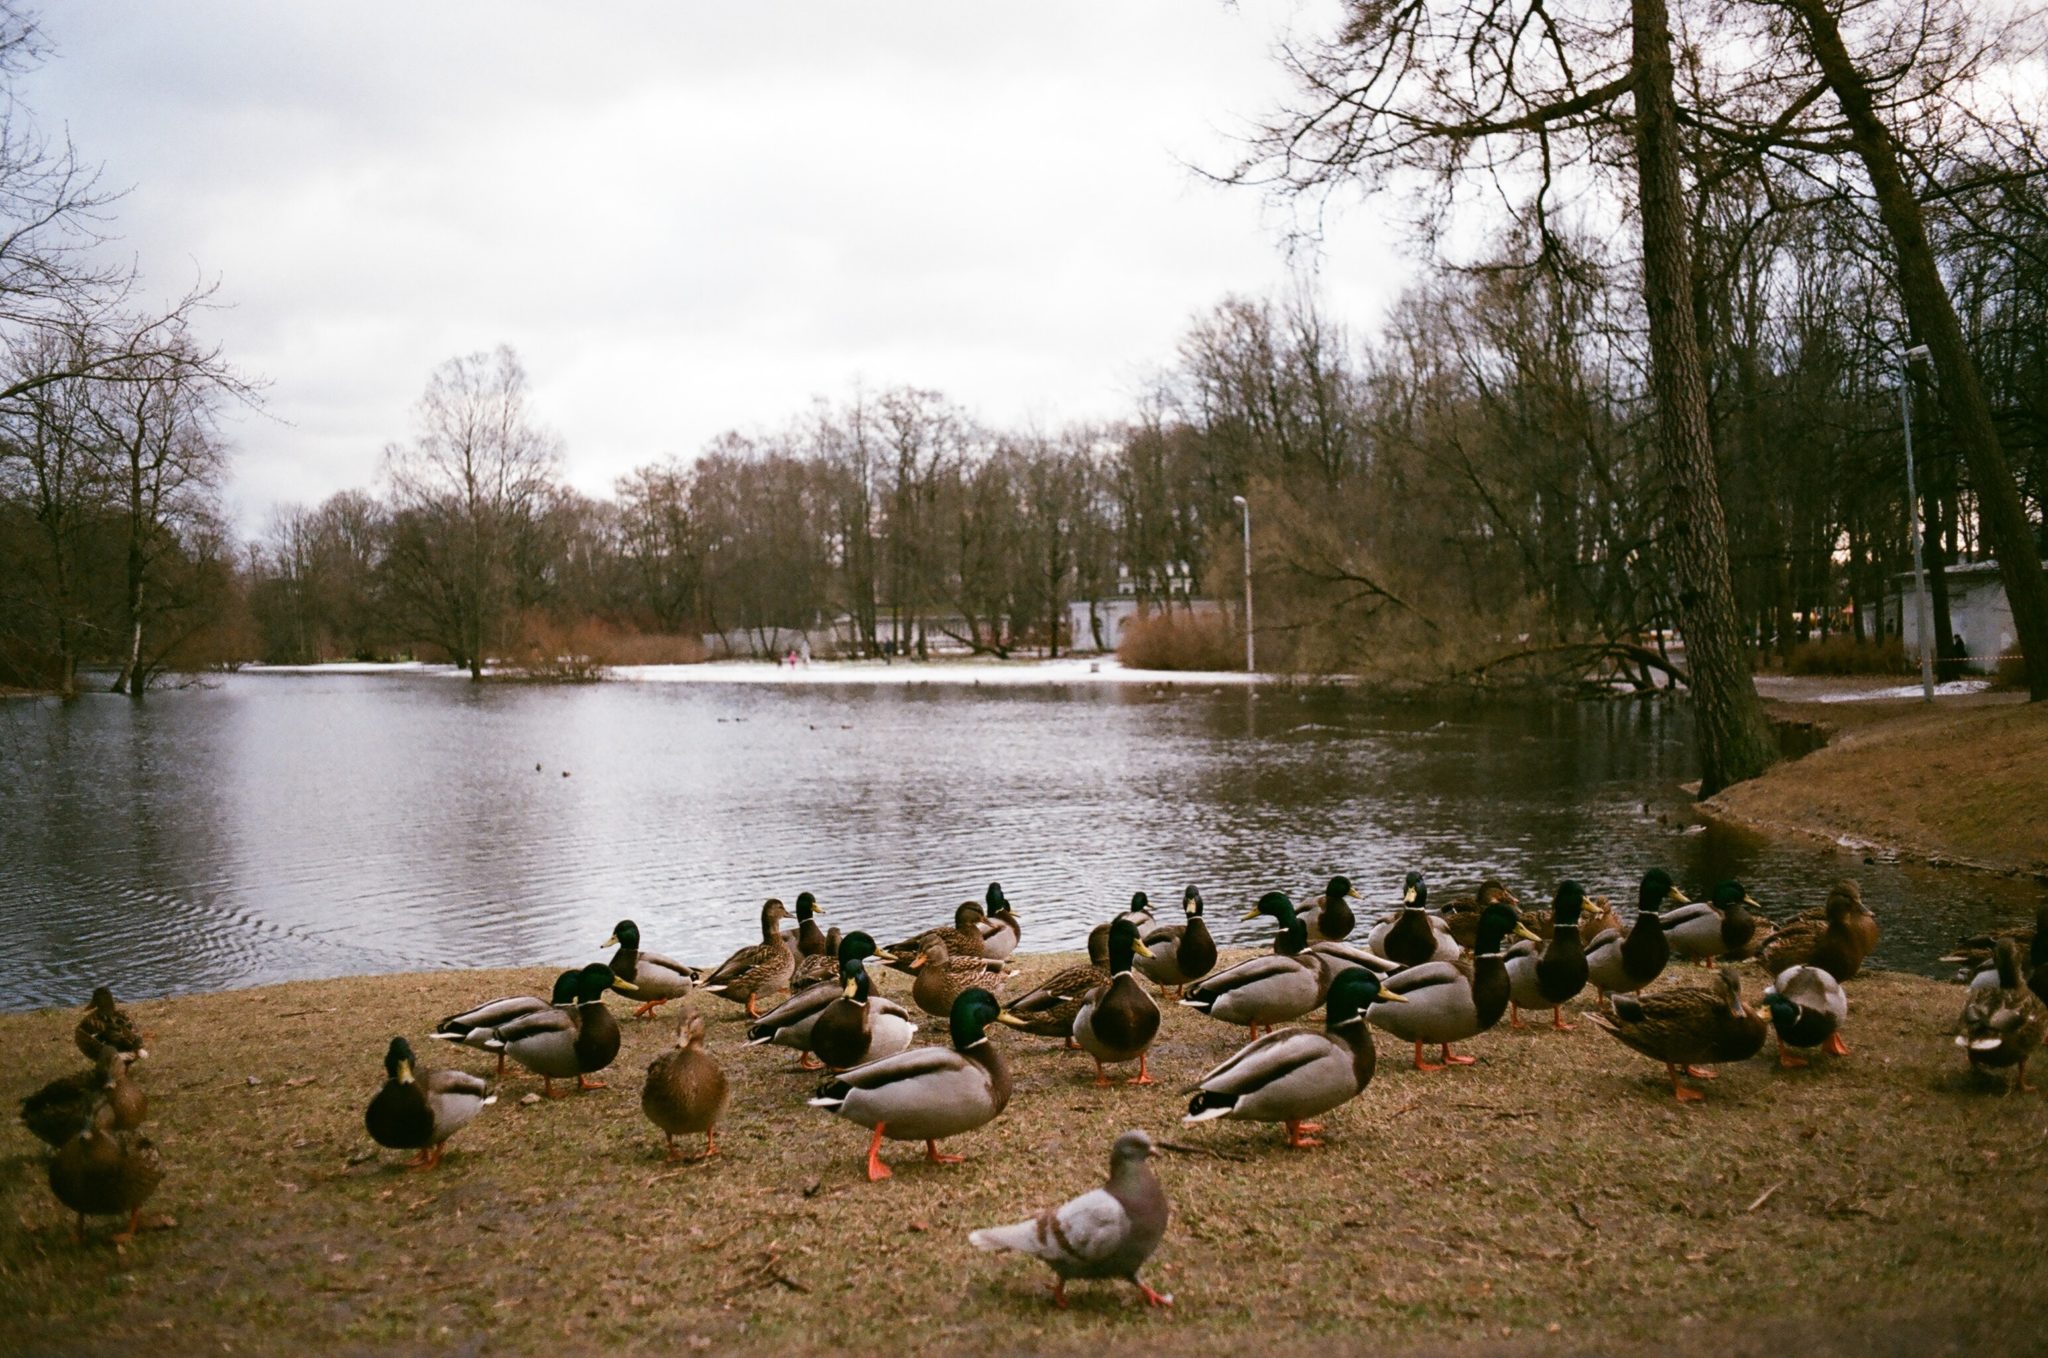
[601,630,709,666]
[1992,652,2030,691]
[1784,635,1909,676]
[1116,608,1242,672]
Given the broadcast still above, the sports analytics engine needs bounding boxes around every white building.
[1882,559,2033,671]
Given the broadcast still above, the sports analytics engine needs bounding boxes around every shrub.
[1116,608,1242,672]
[602,630,709,666]
[1784,635,1909,677]
[1992,652,2029,691]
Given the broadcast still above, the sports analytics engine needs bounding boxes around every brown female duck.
[1587,965,1767,1102]
[1760,880,1876,981]
[75,987,145,1061]
[909,937,1013,1018]
[701,898,797,1018]
[21,1047,147,1147]
[48,1102,164,1244]
[1002,923,1113,1045]
[641,1012,729,1160]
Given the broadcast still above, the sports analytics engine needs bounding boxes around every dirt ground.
[1707,683,2047,877]
[4,953,2045,1357]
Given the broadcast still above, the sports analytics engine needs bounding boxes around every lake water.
[1,671,2039,1010]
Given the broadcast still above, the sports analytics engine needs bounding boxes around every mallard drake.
[1956,938,2046,1091]
[364,1036,496,1169]
[811,937,920,1071]
[1760,881,1875,981]
[481,962,635,1097]
[1762,965,1849,1068]
[1136,885,1218,997]
[75,987,145,1061]
[787,891,830,957]
[1442,879,1521,950]
[975,883,1022,960]
[21,1048,147,1147]
[1365,871,1459,967]
[1505,880,1592,1031]
[1367,900,1534,1070]
[642,1012,729,1160]
[793,926,845,991]
[1185,967,1400,1148]
[605,920,702,1017]
[1117,892,1155,928]
[1001,924,1113,1045]
[1585,869,1682,1006]
[48,1103,163,1244]
[1586,965,1766,1102]
[1298,875,1361,942]
[1662,880,1764,966]
[431,970,578,1078]
[1179,893,1323,1038]
[701,898,796,1018]
[884,901,989,969]
[809,986,1012,1182]
[746,975,847,1070]
[1065,918,1161,1086]
[968,1128,1171,1309]
[910,937,1014,1018]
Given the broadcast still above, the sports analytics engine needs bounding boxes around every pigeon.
[967,1128,1171,1309]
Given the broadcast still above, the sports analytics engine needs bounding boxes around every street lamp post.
[1231,494,1254,675]
[1901,344,1935,703]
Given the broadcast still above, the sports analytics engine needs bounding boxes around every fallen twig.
[1570,1202,1599,1233]
[1745,1182,1783,1213]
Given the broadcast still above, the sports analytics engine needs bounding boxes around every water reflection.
[0,674,2039,1009]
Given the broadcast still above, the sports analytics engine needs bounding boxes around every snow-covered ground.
[1810,678,1991,703]
[243,657,1262,686]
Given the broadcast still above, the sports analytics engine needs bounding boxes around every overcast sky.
[23,1,1406,532]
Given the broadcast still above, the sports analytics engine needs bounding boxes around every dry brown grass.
[1116,610,1242,672]
[3,956,2043,1357]
[1710,695,2048,876]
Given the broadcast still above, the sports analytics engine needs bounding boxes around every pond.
[1,671,2039,1010]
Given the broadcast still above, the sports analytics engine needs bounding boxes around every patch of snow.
[1813,679,1991,703]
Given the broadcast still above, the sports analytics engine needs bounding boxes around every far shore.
[240,655,1267,688]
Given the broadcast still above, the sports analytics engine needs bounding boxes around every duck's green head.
[1712,880,1758,913]
[1476,900,1536,955]
[549,969,581,1004]
[1182,884,1203,916]
[581,962,634,1001]
[840,930,877,963]
[795,891,823,921]
[1761,990,1799,1027]
[1327,875,1359,902]
[1326,967,1398,1027]
[986,882,1008,911]
[604,919,638,950]
[1639,868,1685,911]
[383,1036,416,1083]
[1550,880,1587,926]
[1243,891,1296,926]
[1107,917,1153,974]
[1128,891,1151,915]
[1402,870,1427,909]
[950,987,1004,1049]
[839,954,875,999]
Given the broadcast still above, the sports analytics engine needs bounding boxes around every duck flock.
[20,874,2048,1309]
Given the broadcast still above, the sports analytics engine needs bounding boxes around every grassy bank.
[1710,687,2048,877]
[3,955,2043,1357]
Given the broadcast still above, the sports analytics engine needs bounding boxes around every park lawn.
[2,954,2043,1357]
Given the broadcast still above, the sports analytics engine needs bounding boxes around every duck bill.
[1133,939,1155,958]
[1240,906,1264,922]
[1514,923,1541,941]
[910,954,928,971]
[1667,886,1690,904]
[1402,886,1417,905]
[602,934,619,948]
[1374,990,1410,1003]
[842,978,859,998]
[610,977,640,994]
[1742,895,1761,910]
[994,1011,1030,1028]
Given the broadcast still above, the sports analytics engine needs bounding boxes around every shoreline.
[240,656,1269,688]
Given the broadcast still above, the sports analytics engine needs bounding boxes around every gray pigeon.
[967,1128,1171,1308]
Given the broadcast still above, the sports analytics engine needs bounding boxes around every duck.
[811,938,920,1071]
[1531,892,1620,947]
[1365,871,1459,966]
[747,971,849,1069]
[605,920,703,1017]
[74,987,145,1061]
[47,1102,163,1244]
[1116,892,1155,928]
[1136,885,1218,997]
[1585,869,1682,1007]
[1442,878,1521,950]
[809,986,1012,1182]
[974,883,1023,960]
[1185,967,1401,1148]
[1762,965,1849,1068]
[884,901,989,969]
[641,1011,729,1160]
[1067,918,1161,1086]
[1179,893,1324,1038]
[968,1128,1172,1310]
[910,937,1014,1018]
[363,1036,496,1169]
[1298,875,1361,942]
[1504,880,1592,1031]
[1000,923,1113,1046]
[1760,881,1875,981]
[1955,938,2046,1092]
[792,926,845,991]
[1957,904,2048,1003]
[481,962,635,1097]
[700,898,797,1019]
[431,970,578,1078]
[21,1047,147,1147]
[1367,900,1534,1070]
[1661,880,1764,966]
[787,891,831,957]
[1586,965,1767,1102]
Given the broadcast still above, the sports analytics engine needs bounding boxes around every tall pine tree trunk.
[1784,0,2048,698]
[1632,0,1781,794]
